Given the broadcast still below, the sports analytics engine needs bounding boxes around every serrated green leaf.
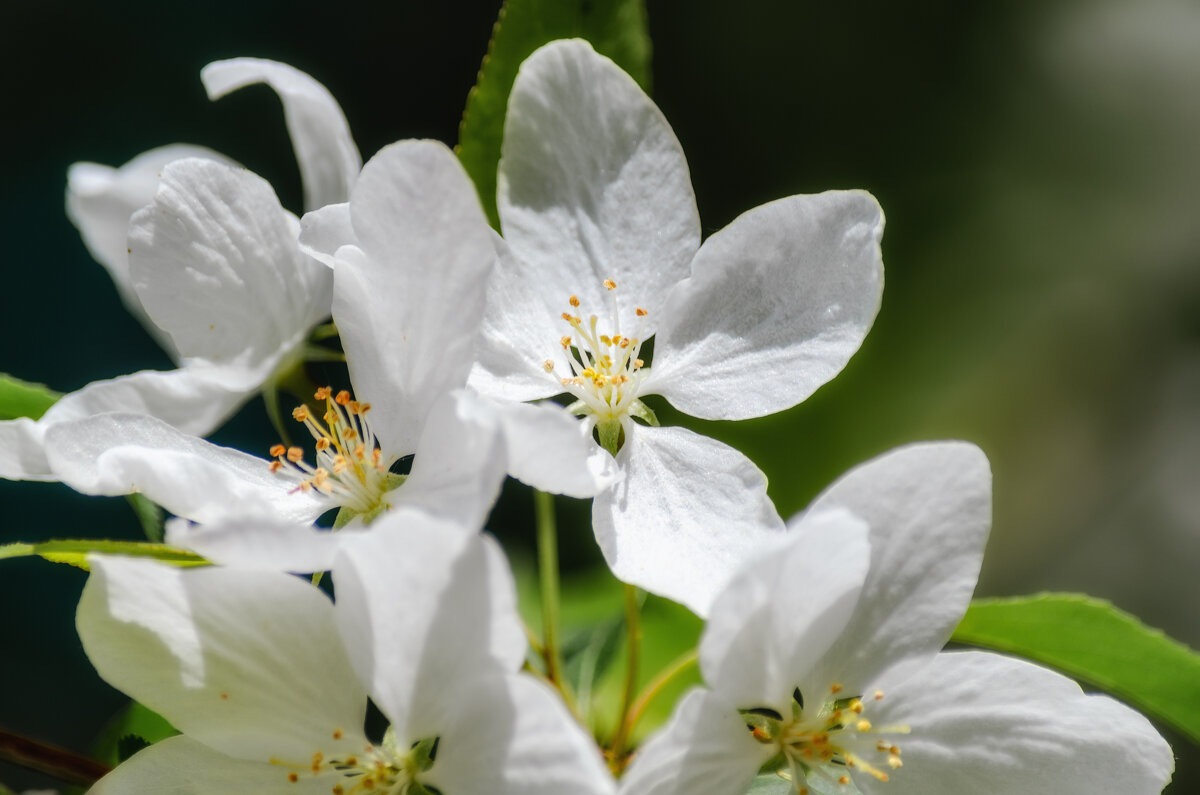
[0,372,61,420]
[952,593,1200,745]
[92,702,178,768]
[0,539,207,570]
[457,0,651,226]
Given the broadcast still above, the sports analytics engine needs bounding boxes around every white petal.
[43,413,325,524]
[497,39,700,339]
[391,390,508,529]
[468,232,565,401]
[164,516,350,573]
[78,557,368,763]
[297,201,354,267]
[334,140,495,455]
[0,418,52,480]
[619,688,767,795]
[420,673,614,795]
[202,57,360,210]
[865,651,1173,795]
[592,425,785,616]
[128,158,331,386]
[42,367,249,437]
[91,735,340,794]
[66,144,234,347]
[802,442,992,690]
[700,508,870,710]
[331,520,526,727]
[645,191,884,420]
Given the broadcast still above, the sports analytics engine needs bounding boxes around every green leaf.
[952,593,1200,745]
[457,0,652,226]
[91,701,178,768]
[125,493,166,543]
[744,773,792,794]
[0,539,207,570]
[562,616,624,717]
[0,372,61,420]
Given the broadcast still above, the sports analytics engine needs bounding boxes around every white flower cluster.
[2,41,1175,794]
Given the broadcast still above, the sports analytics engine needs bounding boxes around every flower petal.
[77,556,368,763]
[700,508,870,710]
[91,735,340,794]
[424,673,615,795]
[164,516,350,573]
[297,201,354,268]
[497,39,700,339]
[802,442,992,690]
[619,688,768,795]
[201,57,360,210]
[66,144,234,348]
[331,520,526,727]
[43,413,325,524]
[645,191,884,420]
[592,425,785,616]
[333,140,495,456]
[866,651,1173,795]
[128,158,331,388]
[0,418,51,480]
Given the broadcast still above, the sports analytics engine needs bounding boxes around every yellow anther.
[874,690,885,701]
[636,307,648,316]
[633,358,644,368]
[838,776,850,785]
[372,448,382,466]
[324,410,338,424]
[333,786,345,795]
[314,386,332,400]
[569,295,580,307]
[600,335,611,345]
[888,755,903,769]
[292,405,310,422]
[287,772,299,783]
[831,683,844,694]
[270,444,287,457]
[561,377,572,386]
[603,279,617,290]
[268,460,283,473]
[354,444,366,460]
[543,360,555,372]
[612,335,623,345]
[359,402,372,413]
[560,335,572,349]
[335,390,351,405]
[850,699,864,714]
[286,447,304,463]
[332,455,347,474]
[332,729,343,740]
[342,428,359,441]
[562,312,574,321]
[347,400,362,415]
[856,720,872,732]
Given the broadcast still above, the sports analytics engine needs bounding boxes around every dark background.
[4,0,1200,790]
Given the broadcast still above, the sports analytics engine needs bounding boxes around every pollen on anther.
[314,386,332,400]
[560,335,572,349]
[315,438,331,451]
[335,390,351,405]
[874,689,885,701]
[286,447,304,463]
[332,728,343,740]
[543,360,555,372]
[856,720,872,732]
[269,461,283,473]
[831,683,844,694]
[333,787,344,795]
[838,776,850,785]
[569,295,580,307]
[292,405,310,422]
[635,307,648,316]
[603,279,617,290]
[287,773,299,783]
[270,444,287,457]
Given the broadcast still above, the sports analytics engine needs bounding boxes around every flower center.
[268,387,402,522]
[547,279,657,454]
[274,729,442,795]
[742,684,908,794]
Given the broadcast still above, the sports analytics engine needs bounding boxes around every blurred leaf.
[457,0,652,226]
[125,494,166,543]
[0,539,207,570]
[563,616,624,719]
[0,372,60,420]
[952,593,1200,745]
[91,701,178,768]
[745,773,792,794]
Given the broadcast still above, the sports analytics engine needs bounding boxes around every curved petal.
[801,442,992,691]
[619,688,768,795]
[91,735,340,795]
[66,144,234,349]
[0,417,52,481]
[43,413,326,524]
[700,508,870,710]
[164,516,350,573]
[645,191,884,420]
[468,232,565,402]
[128,159,331,386]
[202,57,360,210]
[497,39,700,340]
[424,673,614,795]
[865,651,1173,795]
[391,390,508,529]
[334,140,495,455]
[77,557,368,764]
[592,424,785,617]
[297,201,353,268]
[331,520,526,729]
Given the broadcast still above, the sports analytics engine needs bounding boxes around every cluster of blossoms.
[2,39,1175,795]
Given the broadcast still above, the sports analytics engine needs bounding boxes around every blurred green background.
[4,0,1199,790]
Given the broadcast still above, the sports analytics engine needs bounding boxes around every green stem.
[0,729,110,787]
[621,648,698,749]
[608,583,643,769]
[534,490,566,690]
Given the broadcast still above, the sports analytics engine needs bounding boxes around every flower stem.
[608,583,643,770]
[0,729,110,787]
[620,648,699,748]
[534,489,566,690]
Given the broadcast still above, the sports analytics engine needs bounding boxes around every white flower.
[40,141,603,539]
[467,39,884,616]
[77,509,614,794]
[621,442,1174,795]
[1,59,357,482]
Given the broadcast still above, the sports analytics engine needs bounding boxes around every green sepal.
[952,592,1200,746]
[628,399,659,426]
[332,475,405,529]
[457,0,652,227]
[744,772,794,794]
[125,493,165,543]
[564,399,589,416]
[596,419,623,456]
[0,372,61,420]
[91,702,178,767]
[0,539,207,570]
